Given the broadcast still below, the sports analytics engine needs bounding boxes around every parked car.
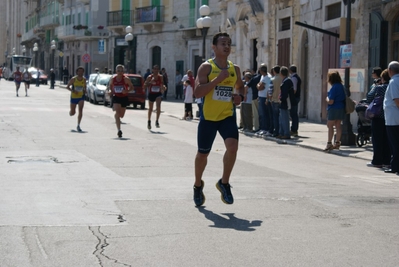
[104,74,145,109]
[86,73,99,101]
[28,67,48,84]
[90,74,112,104]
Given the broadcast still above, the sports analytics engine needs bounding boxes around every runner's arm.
[194,63,228,98]
[124,77,135,93]
[66,78,75,91]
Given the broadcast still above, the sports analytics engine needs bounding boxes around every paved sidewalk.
[159,99,373,162]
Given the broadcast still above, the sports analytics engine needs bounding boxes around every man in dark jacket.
[49,69,55,89]
[279,66,294,139]
[245,69,261,131]
[289,65,301,137]
[63,67,69,84]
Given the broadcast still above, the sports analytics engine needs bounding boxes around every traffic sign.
[59,51,64,57]
[82,53,91,63]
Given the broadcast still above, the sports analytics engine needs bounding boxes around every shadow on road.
[197,207,262,231]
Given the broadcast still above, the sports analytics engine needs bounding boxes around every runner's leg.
[77,99,84,125]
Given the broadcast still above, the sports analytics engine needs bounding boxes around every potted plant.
[17,33,22,38]
[97,25,104,30]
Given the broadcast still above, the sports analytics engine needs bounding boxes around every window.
[326,2,341,21]
[280,17,291,31]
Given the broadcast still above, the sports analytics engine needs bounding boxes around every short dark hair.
[372,67,382,77]
[212,32,230,45]
[327,71,343,85]
[259,65,268,74]
[289,65,297,73]
[273,65,281,74]
[76,66,84,72]
[185,80,191,85]
[280,66,289,77]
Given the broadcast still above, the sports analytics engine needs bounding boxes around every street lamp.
[22,45,26,56]
[196,5,212,62]
[125,26,133,73]
[50,40,56,69]
[33,42,39,67]
[12,47,16,55]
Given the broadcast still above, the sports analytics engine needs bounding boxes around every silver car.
[88,74,111,104]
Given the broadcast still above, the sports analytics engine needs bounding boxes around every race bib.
[151,86,160,93]
[213,86,233,102]
[114,86,124,93]
[75,86,83,92]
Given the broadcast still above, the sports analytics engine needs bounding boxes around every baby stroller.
[355,99,371,147]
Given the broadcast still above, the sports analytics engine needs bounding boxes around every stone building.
[2,0,399,125]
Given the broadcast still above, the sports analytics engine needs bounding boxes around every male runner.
[144,65,164,129]
[193,32,245,206]
[22,68,32,96]
[108,65,134,138]
[66,66,86,132]
[13,67,23,97]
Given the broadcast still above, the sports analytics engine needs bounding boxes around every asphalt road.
[0,81,398,267]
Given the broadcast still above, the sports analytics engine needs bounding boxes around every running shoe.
[117,130,123,138]
[77,125,82,132]
[147,120,151,130]
[193,180,205,206]
[216,179,234,204]
[155,121,160,128]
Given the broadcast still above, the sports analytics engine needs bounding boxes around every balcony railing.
[135,6,164,24]
[74,26,110,38]
[55,25,75,39]
[22,28,36,42]
[40,14,60,28]
[107,10,134,27]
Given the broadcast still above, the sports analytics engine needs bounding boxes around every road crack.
[89,226,132,267]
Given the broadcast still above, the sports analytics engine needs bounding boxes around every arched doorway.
[152,46,161,68]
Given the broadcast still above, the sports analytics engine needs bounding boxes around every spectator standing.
[245,69,261,132]
[324,71,346,151]
[183,80,193,120]
[278,66,294,139]
[289,65,301,137]
[242,72,253,131]
[175,70,183,99]
[256,65,272,135]
[270,65,282,137]
[36,68,41,87]
[49,68,56,89]
[63,66,69,84]
[161,68,168,100]
[383,61,399,174]
[144,68,151,80]
[366,69,391,168]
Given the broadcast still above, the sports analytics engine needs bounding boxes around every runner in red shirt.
[144,65,164,130]
[12,67,23,97]
[109,64,134,138]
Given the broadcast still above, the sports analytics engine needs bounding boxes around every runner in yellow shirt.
[66,66,87,132]
[193,32,245,206]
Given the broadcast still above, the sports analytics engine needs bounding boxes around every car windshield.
[97,75,111,85]
[129,77,142,86]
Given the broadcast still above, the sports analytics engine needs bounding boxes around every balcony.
[40,14,60,29]
[107,10,134,33]
[74,26,110,40]
[56,25,76,40]
[135,6,165,31]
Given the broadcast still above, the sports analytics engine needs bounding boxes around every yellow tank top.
[71,76,85,99]
[202,59,237,121]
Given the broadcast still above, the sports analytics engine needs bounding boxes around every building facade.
[2,0,399,124]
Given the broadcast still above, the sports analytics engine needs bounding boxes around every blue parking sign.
[98,39,105,54]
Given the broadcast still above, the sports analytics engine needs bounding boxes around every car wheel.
[140,103,145,109]
[94,95,98,104]
[133,103,138,109]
